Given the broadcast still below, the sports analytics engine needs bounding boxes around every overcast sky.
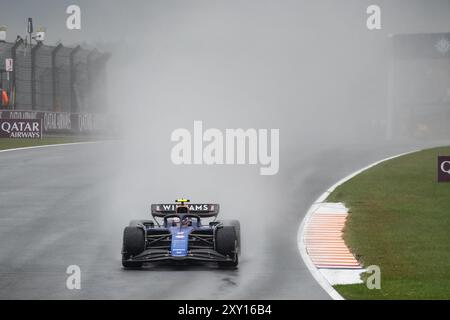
[1,0,450,46]
[3,1,450,217]
[2,1,450,139]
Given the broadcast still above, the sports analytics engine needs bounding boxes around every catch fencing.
[0,39,109,133]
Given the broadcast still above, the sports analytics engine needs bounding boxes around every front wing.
[123,248,233,263]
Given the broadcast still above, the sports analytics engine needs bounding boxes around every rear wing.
[151,204,220,217]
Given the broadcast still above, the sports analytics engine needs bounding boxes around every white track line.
[297,149,421,300]
[0,141,102,154]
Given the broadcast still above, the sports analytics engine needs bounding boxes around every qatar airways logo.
[0,119,42,139]
[170,121,279,175]
[438,156,450,182]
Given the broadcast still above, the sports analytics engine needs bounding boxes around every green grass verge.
[327,146,450,299]
[0,136,94,151]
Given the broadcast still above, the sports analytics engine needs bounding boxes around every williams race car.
[121,199,241,268]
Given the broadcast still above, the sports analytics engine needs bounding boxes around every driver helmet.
[181,216,192,226]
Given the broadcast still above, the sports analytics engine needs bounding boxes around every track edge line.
[0,141,104,154]
[297,148,421,300]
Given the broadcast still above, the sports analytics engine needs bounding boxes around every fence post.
[99,53,110,113]
[52,43,63,112]
[10,38,23,110]
[69,45,81,113]
[87,49,99,113]
[30,41,42,110]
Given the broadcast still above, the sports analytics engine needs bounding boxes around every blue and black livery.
[121,199,240,268]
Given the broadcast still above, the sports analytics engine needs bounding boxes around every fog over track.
[1,0,449,299]
[0,141,441,299]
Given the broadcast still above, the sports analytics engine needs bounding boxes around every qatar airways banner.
[0,111,107,133]
[0,119,42,139]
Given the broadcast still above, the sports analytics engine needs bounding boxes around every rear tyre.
[128,220,143,227]
[216,226,239,268]
[129,220,154,227]
[122,226,145,268]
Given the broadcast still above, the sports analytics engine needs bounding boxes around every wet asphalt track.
[0,140,440,299]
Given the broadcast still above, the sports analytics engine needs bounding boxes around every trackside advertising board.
[0,119,42,139]
[0,111,108,134]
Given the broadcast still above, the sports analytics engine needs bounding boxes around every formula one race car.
[121,199,240,268]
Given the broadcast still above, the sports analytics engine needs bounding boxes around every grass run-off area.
[328,146,450,299]
[0,136,93,151]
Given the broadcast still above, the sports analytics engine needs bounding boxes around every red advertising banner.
[0,119,42,139]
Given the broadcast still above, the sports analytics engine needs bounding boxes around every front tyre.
[122,226,145,268]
